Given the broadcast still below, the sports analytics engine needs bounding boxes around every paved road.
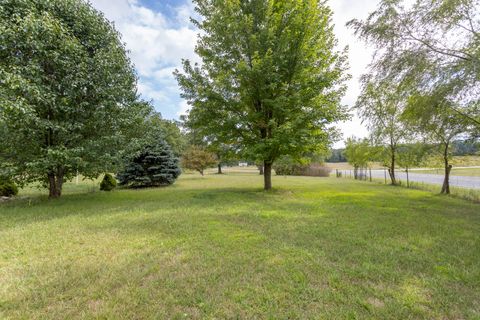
[367,169,480,190]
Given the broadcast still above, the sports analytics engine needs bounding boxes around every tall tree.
[355,78,409,185]
[175,0,348,190]
[141,111,187,157]
[0,0,144,198]
[348,0,480,128]
[403,94,471,194]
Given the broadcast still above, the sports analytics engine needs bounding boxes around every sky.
[89,0,380,148]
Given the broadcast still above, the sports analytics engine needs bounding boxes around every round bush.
[0,179,18,197]
[100,173,117,191]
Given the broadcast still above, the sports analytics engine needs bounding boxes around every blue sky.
[89,0,380,147]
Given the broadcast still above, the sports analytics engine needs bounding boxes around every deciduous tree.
[403,94,471,194]
[175,0,348,190]
[181,146,217,176]
[348,0,480,128]
[0,0,145,198]
[344,137,374,180]
[355,78,409,184]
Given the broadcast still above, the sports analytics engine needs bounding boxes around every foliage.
[0,0,146,198]
[273,155,331,177]
[0,177,18,197]
[181,146,217,176]
[100,173,117,192]
[273,156,308,176]
[175,0,349,190]
[143,112,187,157]
[403,93,472,193]
[348,0,480,129]
[344,137,377,179]
[355,76,411,184]
[326,149,347,163]
[182,116,240,174]
[397,143,428,169]
[452,140,480,156]
[117,140,181,188]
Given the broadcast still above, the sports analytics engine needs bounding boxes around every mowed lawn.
[1,174,479,319]
[413,167,480,177]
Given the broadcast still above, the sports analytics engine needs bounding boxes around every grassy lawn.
[326,156,480,175]
[413,167,480,177]
[451,155,480,167]
[1,174,479,319]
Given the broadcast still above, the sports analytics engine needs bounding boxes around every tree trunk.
[48,168,64,198]
[264,161,272,190]
[258,165,264,175]
[353,165,358,180]
[406,167,409,188]
[217,163,223,174]
[388,151,397,185]
[441,143,451,194]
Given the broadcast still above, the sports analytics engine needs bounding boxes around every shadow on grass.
[2,187,479,319]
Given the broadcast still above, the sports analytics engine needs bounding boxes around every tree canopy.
[344,137,375,179]
[403,92,472,193]
[348,0,480,128]
[0,0,147,197]
[355,76,410,184]
[175,0,348,190]
[181,146,217,176]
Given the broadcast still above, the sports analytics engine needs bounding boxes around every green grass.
[1,174,479,319]
[451,155,480,167]
[413,167,480,176]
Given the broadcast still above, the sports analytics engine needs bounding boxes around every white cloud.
[89,0,198,118]
[329,0,380,147]
[89,0,380,147]
[177,100,190,117]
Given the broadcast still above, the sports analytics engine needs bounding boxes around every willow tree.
[355,77,410,185]
[403,94,470,194]
[348,0,480,129]
[0,0,144,198]
[175,0,348,190]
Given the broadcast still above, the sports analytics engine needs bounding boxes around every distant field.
[1,173,479,319]
[451,155,480,167]
[326,156,480,175]
[413,167,480,177]
[326,162,386,171]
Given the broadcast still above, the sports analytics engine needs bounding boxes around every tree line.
[342,0,480,194]
[175,0,349,190]
[1,0,477,196]
[0,0,185,198]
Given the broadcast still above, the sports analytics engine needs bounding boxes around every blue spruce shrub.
[117,140,181,188]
